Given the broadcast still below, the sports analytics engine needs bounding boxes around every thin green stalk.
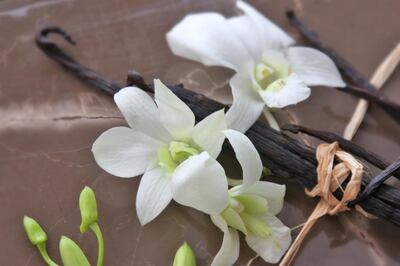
[263,108,280,131]
[227,178,242,187]
[90,222,104,266]
[37,243,59,266]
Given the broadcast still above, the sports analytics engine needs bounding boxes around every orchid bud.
[23,216,47,245]
[173,242,196,266]
[59,236,90,266]
[79,186,98,233]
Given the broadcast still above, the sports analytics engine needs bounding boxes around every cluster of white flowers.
[92,1,345,265]
[93,80,290,265]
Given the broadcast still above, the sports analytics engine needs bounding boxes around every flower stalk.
[90,223,104,266]
[262,108,280,131]
[79,186,104,266]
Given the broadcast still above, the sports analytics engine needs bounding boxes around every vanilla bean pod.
[35,26,400,226]
[286,10,400,122]
[282,124,400,180]
[35,26,122,95]
[348,159,400,207]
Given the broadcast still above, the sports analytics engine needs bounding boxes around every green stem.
[263,108,280,131]
[37,243,59,266]
[227,178,242,187]
[90,222,104,266]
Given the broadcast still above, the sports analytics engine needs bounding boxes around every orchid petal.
[226,74,265,133]
[171,152,229,215]
[240,181,286,215]
[166,12,250,71]
[234,1,295,50]
[114,87,171,142]
[192,109,227,158]
[227,15,263,60]
[287,47,346,87]
[136,167,172,225]
[223,129,263,189]
[245,214,291,264]
[258,73,311,108]
[92,127,160,178]
[154,79,195,141]
[210,215,240,266]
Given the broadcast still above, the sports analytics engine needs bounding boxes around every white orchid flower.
[167,0,345,132]
[172,129,291,265]
[92,79,229,225]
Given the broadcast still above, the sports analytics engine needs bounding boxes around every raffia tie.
[279,142,364,266]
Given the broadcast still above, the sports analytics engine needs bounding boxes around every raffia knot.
[280,142,364,266]
[306,142,363,215]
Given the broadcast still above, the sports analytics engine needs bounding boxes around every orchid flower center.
[254,63,279,89]
[157,141,200,173]
[221,193,271,238]
[252,56,290,93]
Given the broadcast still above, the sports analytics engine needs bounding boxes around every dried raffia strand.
[279,142,364,266]
[344,43,400,140]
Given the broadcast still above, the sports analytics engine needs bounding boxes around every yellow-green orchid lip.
[169,141,199,163]
[157,141,200,173]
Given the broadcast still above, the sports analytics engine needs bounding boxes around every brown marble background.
[0,0,399,265]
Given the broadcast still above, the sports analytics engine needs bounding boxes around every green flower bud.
[173,242,196,266]
[59,236,90,266]
[79,186,98,233]
[23,216,47,245]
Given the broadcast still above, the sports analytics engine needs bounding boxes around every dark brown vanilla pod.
[35,26,123,95]
[286,10,400,122]
[35,26,400,226]
[282,124,400,180]
[348,159,400,207]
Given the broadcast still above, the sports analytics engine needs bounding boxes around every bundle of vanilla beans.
[35,11,400,226]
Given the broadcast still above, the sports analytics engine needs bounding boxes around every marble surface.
[0,0,399,265]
